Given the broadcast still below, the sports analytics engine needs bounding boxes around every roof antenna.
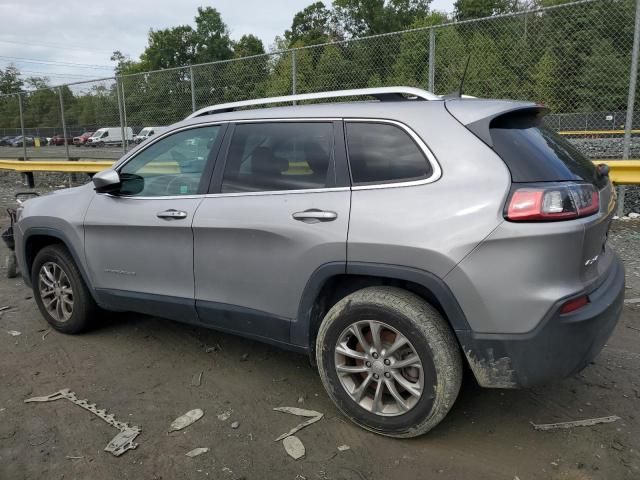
[445,55,471,99]
[457,55,471,97]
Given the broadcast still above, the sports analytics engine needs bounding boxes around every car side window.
[103,131,109,138]
[221,122,334,193]
[345,122,432,185]
[119,125,221,197]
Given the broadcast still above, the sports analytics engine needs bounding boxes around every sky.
[0,0,454,86]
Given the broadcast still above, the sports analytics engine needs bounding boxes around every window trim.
[344,118,442,190]
[107,122,228,200]
[207,119,349,197]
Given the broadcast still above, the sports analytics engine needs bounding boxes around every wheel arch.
[22,228,94,298]
[293,262,471,361]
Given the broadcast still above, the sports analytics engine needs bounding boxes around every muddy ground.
[0,173,639,480]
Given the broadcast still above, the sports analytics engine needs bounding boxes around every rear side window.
[490,111,606,188]
[345,122,432,185]
[221,122,334,193]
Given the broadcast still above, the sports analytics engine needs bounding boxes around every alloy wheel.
[38,261,74,322]
[334,320,425,416]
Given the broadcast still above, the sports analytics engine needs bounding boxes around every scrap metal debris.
[7,330,20,336]
[0,306,11,312]
[185,447,210,458]
[273,406,324,442]
[338,444,351,452]
[231,421,240,429]
[531,415,621,431]
[24,388,141,456]
[283,435,305,460]
[169,409,204,432]
[41,329,50,340]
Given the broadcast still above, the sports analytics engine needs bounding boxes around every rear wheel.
[316,286,462,438]
[32,245,98,334]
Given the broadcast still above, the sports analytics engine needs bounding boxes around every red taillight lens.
[506,183,599,222]
[560,295,589,314]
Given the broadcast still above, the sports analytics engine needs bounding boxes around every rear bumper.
[458,253,625,388]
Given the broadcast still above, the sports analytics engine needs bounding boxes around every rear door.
[192,120,350,344]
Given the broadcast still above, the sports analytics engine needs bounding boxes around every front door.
[83,124,225,321]
[192,121,351,344]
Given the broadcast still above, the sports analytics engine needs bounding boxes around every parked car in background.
[9,135,34,147]
[73,132,95,146]
[0,135,16,146]
[133,127,167,144]
[87,127,134,147]
[50,135,74,146]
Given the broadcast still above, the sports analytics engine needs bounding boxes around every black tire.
[31,244,98,334]
[316,286,462,438]
[6,253,17,278]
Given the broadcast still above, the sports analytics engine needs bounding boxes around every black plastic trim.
[21,227,92,292]
[196,299,291,344]
[460,254,625,388]
[292,262,347,346]
[95,288,198,322]
[292,261,471,349]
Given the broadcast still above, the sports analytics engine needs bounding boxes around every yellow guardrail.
[0,159,113,173]
[0,158,639,184]
[593,160,640,185]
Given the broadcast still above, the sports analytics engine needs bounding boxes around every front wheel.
[316,286,462,438]
[32,245,98,334]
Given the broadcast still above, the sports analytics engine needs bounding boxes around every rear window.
[345,122,432,185]
[490,111,606,188]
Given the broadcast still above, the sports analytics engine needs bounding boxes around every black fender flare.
[292,261,471,350]
[22,227,94,297]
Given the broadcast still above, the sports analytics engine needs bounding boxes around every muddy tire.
[6,253,17,278]
[32,245,98,334]
[316,286,462,438]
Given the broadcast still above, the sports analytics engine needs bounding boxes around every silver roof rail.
[186,86,441,119]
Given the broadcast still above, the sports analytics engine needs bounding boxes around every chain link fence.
[0,0,638,210]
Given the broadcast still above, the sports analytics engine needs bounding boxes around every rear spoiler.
[445,99,549,147]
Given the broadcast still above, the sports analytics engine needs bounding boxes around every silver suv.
[15,87,625,437]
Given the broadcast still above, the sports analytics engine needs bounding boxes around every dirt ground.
[0,174,639,480]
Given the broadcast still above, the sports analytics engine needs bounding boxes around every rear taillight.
[506,183,599,222]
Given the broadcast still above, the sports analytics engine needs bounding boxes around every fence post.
[121,78,129,151]
[618,0,640,218]
[292,50,297,105]
[58,88,70,162]
[428,28,435,92]
[17,93,34,188]
[190,66,197,112]
[116,77,127,157]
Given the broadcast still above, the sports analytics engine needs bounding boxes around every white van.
[87,127,134,147]
[133,126,167,144]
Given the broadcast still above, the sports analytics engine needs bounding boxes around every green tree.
[286,2,338,46]
[333,0,432,36]
[391,12,449,87]
[453,0,515,21]
[0,65,23,94]
[577,39,628,111]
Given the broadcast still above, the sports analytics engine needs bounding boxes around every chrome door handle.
[292,209,338,223]
[157,209,188,220]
